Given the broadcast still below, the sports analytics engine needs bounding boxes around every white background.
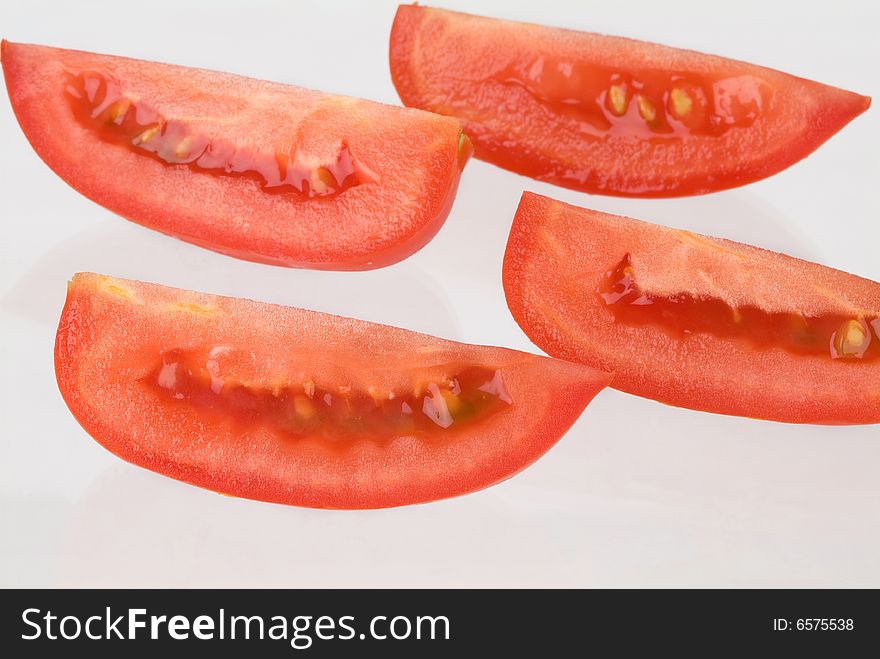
[1,0,878,587]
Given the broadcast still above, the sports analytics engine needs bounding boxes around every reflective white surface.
[1,0,878,587]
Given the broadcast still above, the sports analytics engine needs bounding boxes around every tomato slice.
[390,6,870,197]
[56,274,610,508]
[503,193,880,424]
[2,40,471,270]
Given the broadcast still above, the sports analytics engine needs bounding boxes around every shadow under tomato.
[53,461,588,588]
[0,220,463,340]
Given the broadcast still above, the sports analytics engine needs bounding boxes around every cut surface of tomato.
[3,40,470,269]
[503,193,880,424]
[390,6,870,197]
[56,274,610,508]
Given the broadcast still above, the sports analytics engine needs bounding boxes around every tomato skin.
[55,274,610,509]
[2,40,469,270]
[503,193,880,425]
[390,6,870,197]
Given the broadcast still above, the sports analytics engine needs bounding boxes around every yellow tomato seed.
[834,319,869,357]
[637,95,657,123]
[133,126,159,145]
[670,88,693,117]
[294,395,317,419]
[609,84,627,115]
[109,99,130,124]
[174,137,193,158]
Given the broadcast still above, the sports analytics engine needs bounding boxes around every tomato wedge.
[390,6,870,197]
[56,274,610,508]
[503,193,880,425]
[2,40,471,270]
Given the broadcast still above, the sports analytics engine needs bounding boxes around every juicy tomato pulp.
[148,346,512,443]
[3,40,469,269]
[56,274,610,508]
[600,256,879,361]
[390,6,870,197]
[499,60,766,140]
[503,193,880,424]
[65,72,371,199]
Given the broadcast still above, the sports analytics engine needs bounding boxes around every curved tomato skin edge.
[327,138,470,271]
[54,276,612,509]
[438,94,869,200]
[170,148,467,271]
[1,40,468,271]
[502,193,879,425]
[389,7,872,198]
[103,145,469,271]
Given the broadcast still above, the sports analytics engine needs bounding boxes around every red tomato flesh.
[56,274,610,508]
[390,6,870,197]
[503,193,880,424]
[3,40,470,269]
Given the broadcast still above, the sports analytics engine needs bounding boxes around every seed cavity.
[500,60,766,137]
[65,71,374,199]
[147,347,514,442]
[599,255,879,361]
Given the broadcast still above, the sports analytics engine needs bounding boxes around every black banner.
[0,589,877,655]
